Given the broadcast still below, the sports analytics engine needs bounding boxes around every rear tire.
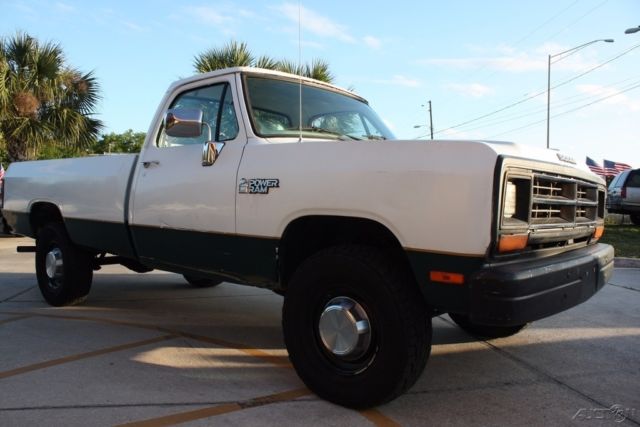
[630,214,640,226]
[35,223,93,306]
[449,313,527,338]
[183,274,223,288]
[283,245,431,408]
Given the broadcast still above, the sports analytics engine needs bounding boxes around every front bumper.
[468,243,614,326]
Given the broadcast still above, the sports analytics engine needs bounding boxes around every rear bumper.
[467,243,614,326]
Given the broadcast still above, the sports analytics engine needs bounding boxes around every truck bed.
[2,154,138,257]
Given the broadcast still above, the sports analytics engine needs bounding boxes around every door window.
[157,83,238,147]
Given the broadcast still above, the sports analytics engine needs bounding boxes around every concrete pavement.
[1,236,639,426]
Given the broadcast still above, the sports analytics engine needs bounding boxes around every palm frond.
[0,32,102,161]
[194,40,254,73]
[274,59,301,76]
[304,59,334,83]
[254,55,279,70]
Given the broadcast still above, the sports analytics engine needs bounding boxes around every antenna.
[298,0,303,142]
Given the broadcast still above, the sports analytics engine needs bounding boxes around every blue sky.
[2,0,639,167]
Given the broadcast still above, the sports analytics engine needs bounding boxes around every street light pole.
[546,54,551,149]
[546,38,614,149]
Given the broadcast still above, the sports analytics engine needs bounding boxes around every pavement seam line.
[359,408,402,427]
[0,314,32,326]
[0,334,177,380]
[439,315,640,426]
[0,310,293,369]
[481,339,640,426]
[608,282,640,293]
[0,310,404,425]
[115,388,312,427]
[1,286,36,303]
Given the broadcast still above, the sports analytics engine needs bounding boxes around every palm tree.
[0,32,102,162]
[193,40,334,83]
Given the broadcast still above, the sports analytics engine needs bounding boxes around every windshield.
[244,76,395,141]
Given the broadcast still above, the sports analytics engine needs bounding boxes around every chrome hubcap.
[45,248,63,280]
[318,296,371,358]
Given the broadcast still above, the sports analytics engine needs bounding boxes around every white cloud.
[374,75,422,88]
[187,6,233,25]
[277,3,355,43]
[14,3,35,14]
[421,42,602,73]
[300,40,325,50]
[447,83,494,98]
[55,2,75,13]
[423,54,545,72]
[576,84,640,112]
[363,35,381,49]
[121,21,148,33]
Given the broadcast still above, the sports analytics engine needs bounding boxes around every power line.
[433,42,640,136]
[485,82,640,139]
[433,0,582,112]
[543,0,610,41]
[443,74,640,134]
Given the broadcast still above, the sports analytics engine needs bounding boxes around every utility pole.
[428,100,434,140]
[414,101,435,139]
[546,54,551,149]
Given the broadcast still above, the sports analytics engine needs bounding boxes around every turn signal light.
[593,226,605,240]
[498,234,528,253]
[430,271,464,285]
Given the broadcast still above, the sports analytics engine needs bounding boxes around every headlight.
[504,181,516,218]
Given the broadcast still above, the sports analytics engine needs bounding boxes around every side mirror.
[164,108,205,138]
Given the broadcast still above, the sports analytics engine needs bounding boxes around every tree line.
[0,36,333,165]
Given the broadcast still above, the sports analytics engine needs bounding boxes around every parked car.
[607,168,640,225]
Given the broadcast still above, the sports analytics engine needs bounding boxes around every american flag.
[603,159,632,176]
[586,157,606,177]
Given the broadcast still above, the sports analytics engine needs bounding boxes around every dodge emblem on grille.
[556,153,576,164]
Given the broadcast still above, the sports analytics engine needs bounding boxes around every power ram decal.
[239,178,280,194]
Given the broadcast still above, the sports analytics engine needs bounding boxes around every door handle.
[142,160,160,168]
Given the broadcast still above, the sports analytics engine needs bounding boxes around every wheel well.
[279,216,412,288]
[29,202,64,237]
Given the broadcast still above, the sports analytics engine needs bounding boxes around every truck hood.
[392,138,601,183]
[263,136,583,170]
[406,138,583,169]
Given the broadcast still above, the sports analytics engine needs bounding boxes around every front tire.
[448,313,528,338]
[630,214,640,226]
[35,223,93,306]
[283,246,431,408]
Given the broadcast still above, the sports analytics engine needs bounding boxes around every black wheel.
[35,223,93,306]
[448,313,528,338]
[1,214,11,235]
[630,214,640,226]
[183,274,223,288]
[282,245,431,408]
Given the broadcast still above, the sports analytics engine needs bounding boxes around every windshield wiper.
[299,127,361,140]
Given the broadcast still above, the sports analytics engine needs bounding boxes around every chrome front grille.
[530,173,601,227]
[499,166,606,253]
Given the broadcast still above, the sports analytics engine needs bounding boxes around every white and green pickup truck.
[0,67,614,408]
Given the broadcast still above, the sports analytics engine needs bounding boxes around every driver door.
[129,78,244,273]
